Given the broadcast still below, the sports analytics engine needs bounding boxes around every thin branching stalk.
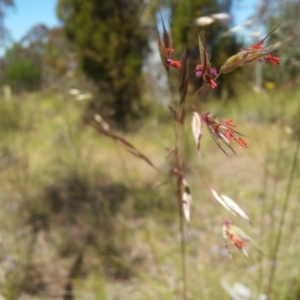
[89,13,285,298]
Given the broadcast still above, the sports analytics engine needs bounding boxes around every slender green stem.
[256,154,269,295]
[267,96,286,249]
[177,170,187,300]
[173,122,187,300]
[266,130,300,298]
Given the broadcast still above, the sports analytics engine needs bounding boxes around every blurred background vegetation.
[1,0,300,299]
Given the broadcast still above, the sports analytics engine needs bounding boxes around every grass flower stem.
[173,122,188,300]
[266,128,300,298]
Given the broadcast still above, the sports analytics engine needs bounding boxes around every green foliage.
[57,0,149,126]
[1,24,88,94]
[2,43,41,92]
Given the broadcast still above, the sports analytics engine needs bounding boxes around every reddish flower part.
[201,113,248,158]
[222,221,247,253]
[164,47,174,60]
[222,221,246,251]
[249,41,264,50]
[227,231,245,249]
[155,16,174,71]
[241,26,281,68]
[162,47,182,69]
[236,137,248,148]
[169,60,182,69]
[195,64,204,78]
[205,75,217,89]
[196,70,203,77]
[204,114,248,148]
[195,64,217,79]
[210,68,217,76]
[242,45,281,67]
[221,221,262,262]
[265,54,281,67]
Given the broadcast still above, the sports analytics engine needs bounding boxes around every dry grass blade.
[219,51,251,74]
[220,46,280,74]
[191,112,202,157]
[182,178,192,224]
[219,50,266,74]
[209,187,251,223]
[198,30,216,85]
[182,189,191,224]
[89,121,161,173]
[220,194,252,224]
